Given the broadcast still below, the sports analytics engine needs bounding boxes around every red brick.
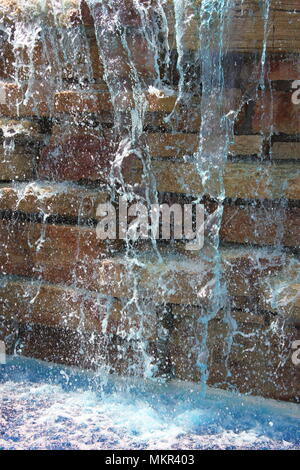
[253,91,300,135]
[39,134,115,181]
[54,89,111,115]
[221,205,300,248]
[269,58,300,81]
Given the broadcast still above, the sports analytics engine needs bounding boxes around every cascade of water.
[0,0,298,399]
[86,0,173,379]
[192,0,235,395]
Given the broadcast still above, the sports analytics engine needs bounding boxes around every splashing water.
[0,357,299,450]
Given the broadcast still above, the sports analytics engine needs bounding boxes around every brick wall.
[0,0,299,401]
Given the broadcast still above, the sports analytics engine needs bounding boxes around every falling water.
[0,0,299,401]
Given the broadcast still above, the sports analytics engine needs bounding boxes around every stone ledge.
[0,84,178,117]
[1,196,298,249]
[0,182,108,218]
[49,127,264,158]
[0,309,298,400]
[96,247,287,305]
[0,226,289,306]
[1,216,299,291]
[0,219,121,288]
[125,160,300,200]
[0,277,158,341]
[38,131,265,181]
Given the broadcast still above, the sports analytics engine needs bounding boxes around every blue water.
[0,356,299,450]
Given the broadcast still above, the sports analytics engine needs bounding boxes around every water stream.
[0,0,299,401]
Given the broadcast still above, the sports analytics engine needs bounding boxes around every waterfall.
[0,0,299,401]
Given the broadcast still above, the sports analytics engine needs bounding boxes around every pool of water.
[0,356,299,450]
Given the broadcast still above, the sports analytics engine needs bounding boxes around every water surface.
[0,356,299,450]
